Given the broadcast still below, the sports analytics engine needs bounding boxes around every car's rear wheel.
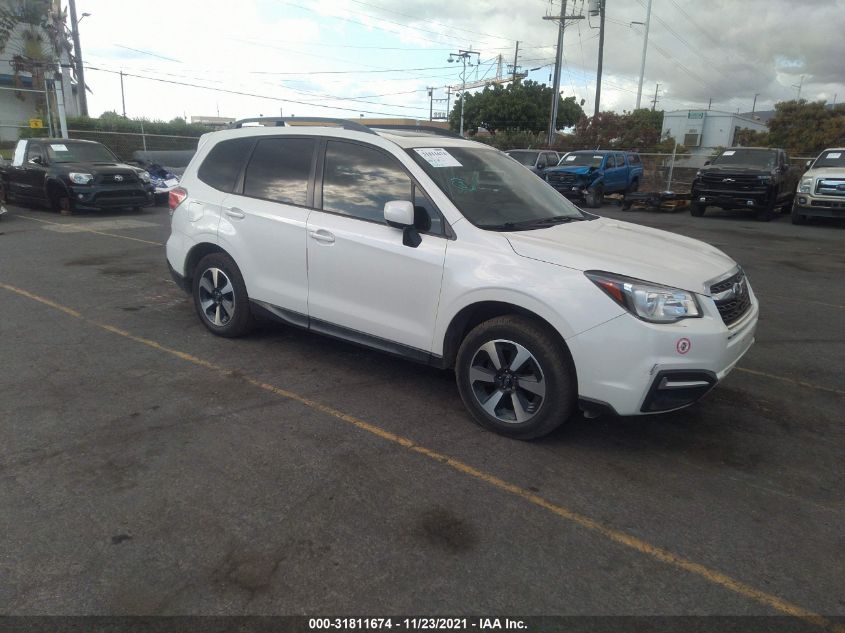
[192,253,253,338]
[690,202,706,217]
[455,315,576,440]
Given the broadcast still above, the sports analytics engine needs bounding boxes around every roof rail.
[229,117,375,135]
[371,124,462,139]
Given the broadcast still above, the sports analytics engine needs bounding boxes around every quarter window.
[197,137,254,193]
[322,141,412,222]
[243,137,315,206]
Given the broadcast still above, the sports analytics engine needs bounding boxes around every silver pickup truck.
[792,148,845,224]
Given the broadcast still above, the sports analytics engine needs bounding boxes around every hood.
[804,167,845,179]
[53,161,140,175]
[505,217,736,295]
[545,165,594,176]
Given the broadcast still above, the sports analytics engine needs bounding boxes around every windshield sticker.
[414,148,462,168]
[722,150,736,156]
[826,152,842,159]
[50,144,69,152]
[565,155,576,162]
[593,155,603,159]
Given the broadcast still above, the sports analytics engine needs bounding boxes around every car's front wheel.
[690,201,706,217]
[455,315,576,439]
[585,185,604,208]
[791,203,808,225]
[192,252,253,337]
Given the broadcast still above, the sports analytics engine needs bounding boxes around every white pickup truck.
[792,148,845,224]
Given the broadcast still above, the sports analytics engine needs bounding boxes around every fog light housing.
[798,196,807,205]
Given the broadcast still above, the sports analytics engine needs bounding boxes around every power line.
[84,66,432,117]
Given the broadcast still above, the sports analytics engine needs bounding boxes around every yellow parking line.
[13,213,164,247]
[1,280,842,632]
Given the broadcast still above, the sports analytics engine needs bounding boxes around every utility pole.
[651,82,660,111]
[446,86,452,118]
[594,0,606,117]
[752,93,760,114]
[635,0,653,110]
[427,87,434,122]
[120,71,126,117]
[67,0,88,117]
[707,97,712,110]
[543,1,584,146]
[793,75,804,100]
[448,50,479,137]
[512,41,520,83]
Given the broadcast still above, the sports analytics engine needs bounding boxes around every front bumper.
[68,184,153,210]
[567,289,759,416]
[793,195,845,218]
[692,190,771,209]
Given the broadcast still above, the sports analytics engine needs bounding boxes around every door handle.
[224,207,245,219]
[309,229,335,244]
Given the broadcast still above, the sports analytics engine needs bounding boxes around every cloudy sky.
[73,0,845,123]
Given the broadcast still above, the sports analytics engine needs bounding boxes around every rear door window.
[243,137,315,206]
[197,137,254,193]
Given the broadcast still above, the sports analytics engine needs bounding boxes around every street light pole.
[448,50,479,137]
[68,0,89,117]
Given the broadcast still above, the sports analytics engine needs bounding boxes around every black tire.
[791,203,807,225]
[755,204,775,222]
[585,185,604,209]
[0,179,9,204]
[690,202,706,217]
[192,252,254,338]
[626,179,639,194]
[455,315,576,440]
[48,185,72,215]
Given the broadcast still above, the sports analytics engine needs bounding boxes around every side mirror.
[384,200,415,228]
[28,156,43,165]
[384,200,421,248]
[805,159,813,169]
[703,160,711,166]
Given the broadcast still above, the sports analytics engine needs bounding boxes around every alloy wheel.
[468,339,546,424]
[198,267,236,327]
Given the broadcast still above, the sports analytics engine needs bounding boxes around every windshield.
[46,142,118,163]
[811,150,845,169]
[409,146,587,230]
[558,152,604,167]
[506,150,540,166]
[711,149,777,169]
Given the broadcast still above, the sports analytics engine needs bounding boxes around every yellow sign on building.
[29,118,44,129]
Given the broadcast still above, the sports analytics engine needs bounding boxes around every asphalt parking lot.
[1,200,844,627]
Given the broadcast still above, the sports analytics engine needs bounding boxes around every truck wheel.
[755,204,775,222]
[626,179,639,194]
[690,202,706,217]
[585,185,604,208]
[791,203,807,225]
[455,315,576,440]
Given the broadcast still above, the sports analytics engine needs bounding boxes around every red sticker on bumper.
[676,338,691,354]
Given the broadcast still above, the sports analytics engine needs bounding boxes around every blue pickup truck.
[544,150,644,208]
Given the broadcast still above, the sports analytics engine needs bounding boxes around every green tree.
[571,108,666,150]
[767,100,845,154]
[448,80,584,135]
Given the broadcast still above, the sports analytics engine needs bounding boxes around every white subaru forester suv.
[166,119,758,439]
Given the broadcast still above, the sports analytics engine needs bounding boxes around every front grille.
[816,179,845,197]
[98,172,138,184]
[710,270,752,326]
[547,173,578,185]
[699,173,766,192]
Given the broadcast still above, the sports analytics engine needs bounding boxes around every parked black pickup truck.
[0,138,154,214]
[690,147,801,221]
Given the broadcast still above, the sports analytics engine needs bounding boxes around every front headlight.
[139,171,151,183]
[798,176,813,193]
[68,172,93,185]
[585,271,701,323]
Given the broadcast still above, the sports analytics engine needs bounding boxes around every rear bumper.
[168,259,191,294]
